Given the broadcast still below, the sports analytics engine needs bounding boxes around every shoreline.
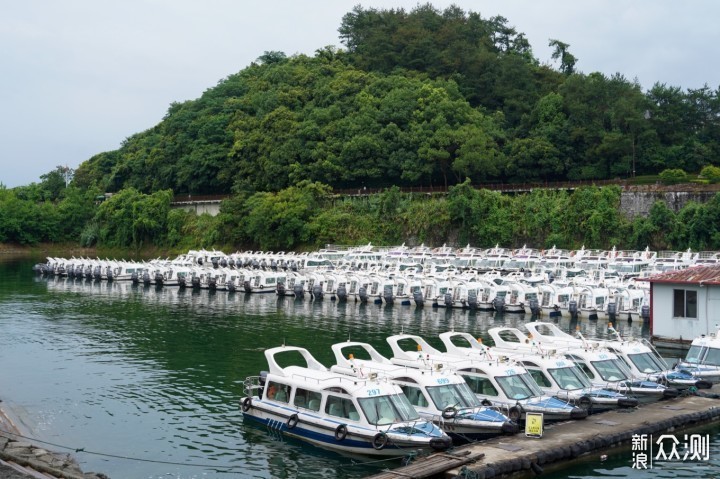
[0,396,107,479]
[0,400,22,437]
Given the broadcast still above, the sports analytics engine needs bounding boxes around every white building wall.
[652,283,719,344]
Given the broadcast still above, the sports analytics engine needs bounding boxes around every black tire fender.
[335,424,348,441]
[287,413,299,429]
[508,405,522,422]
[242,397,252,412]
[442,406,458,420]
[372,432,388,450]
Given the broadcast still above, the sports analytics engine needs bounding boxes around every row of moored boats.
[33,244,720,321]
[239,322,720,457]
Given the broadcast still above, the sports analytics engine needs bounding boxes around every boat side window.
[427,384,470,409]
[401,385,429,408]
[496,375,534,400]
[358,394,418,425]
[578,363,595,379]
[629,353,661,374]
[592,359,628,382]
[325,395,359,420]
[548,366,587,390]
[684,345,703,364]
[615,355,631,369]
[704,347,720,366]
[528,369,552,388]
[461,375,499,397]
[294,388,322,411]
[266,381,290,403]
[567,356,595,380]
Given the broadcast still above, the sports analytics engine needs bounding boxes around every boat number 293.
[367,388,382,396]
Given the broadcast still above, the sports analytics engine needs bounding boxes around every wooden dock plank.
[364,451,484,479]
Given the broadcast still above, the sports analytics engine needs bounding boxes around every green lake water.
[0,257,718,478]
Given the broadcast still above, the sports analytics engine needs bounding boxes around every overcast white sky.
[1,1,718,188]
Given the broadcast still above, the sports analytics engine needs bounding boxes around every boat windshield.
[628,352,666,374]
[496,373,542,400]
[426,383,480,409]
[358,394,420,425]
[685,345,720,366]
[548,366,592,390]
[590,358,630,382]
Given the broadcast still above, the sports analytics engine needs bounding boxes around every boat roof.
[387,334,528,377]
[438,331,493,360]
[264,345,403,397]
[331,342,465,385]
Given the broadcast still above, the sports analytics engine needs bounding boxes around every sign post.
[525,412,544,438]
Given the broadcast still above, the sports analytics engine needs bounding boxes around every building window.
[673,289,698,318]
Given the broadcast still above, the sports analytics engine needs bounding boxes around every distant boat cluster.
[33,244,720,321]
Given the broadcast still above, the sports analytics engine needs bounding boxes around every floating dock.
[365,393,720,479]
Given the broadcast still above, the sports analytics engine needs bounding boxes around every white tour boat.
[385,334,588,423]
[240,346,452,456]
[329,341,519,442]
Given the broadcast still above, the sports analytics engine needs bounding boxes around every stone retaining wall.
[620,190,718,217]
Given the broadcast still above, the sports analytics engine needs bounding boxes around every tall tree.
[548,39,577,75]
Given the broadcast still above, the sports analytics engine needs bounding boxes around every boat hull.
[242,401,449,457]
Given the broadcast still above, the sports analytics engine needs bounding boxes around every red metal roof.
[642,264,720,285]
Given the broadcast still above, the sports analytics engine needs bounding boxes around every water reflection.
[40,274,650,347]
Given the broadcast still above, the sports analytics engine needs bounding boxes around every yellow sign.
[525,412,544,438]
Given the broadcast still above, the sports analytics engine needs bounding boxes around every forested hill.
[73,4,720,197]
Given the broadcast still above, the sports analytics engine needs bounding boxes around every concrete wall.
[620,190,717,217]
[172,202,221,216]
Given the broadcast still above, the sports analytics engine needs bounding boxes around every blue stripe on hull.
[242,413,431,456]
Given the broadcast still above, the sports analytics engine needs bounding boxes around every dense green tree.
[39,166,73,201]
[628,201,675,250]
[94,188,173,248]
[0,187,60,244]
[563,186,627,248]
[658,168,689,184]
[667,196,720,250]
[701,165,720,183]
[50,4,720,200]
[56,186,100,241]
[238,181,332,250]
